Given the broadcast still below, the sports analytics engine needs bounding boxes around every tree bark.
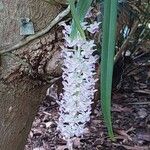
[0,0,66,149]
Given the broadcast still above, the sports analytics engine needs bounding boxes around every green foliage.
[100,0,118,140]
[68,0,93,38]
[76,0,93,21]
[68,0,86,38]
[71,0,92,37]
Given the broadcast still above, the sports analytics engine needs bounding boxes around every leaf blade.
[100,0,118,140]
[70,0,93,38]
[68,0,85,38]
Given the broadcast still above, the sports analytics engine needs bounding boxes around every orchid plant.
[47,0,118,148]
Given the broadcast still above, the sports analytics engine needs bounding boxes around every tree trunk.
[0,0,66,149]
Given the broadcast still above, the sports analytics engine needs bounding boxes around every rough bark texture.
[0,0,65,149]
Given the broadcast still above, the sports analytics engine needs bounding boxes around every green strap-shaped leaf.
[70,0,93,38]
[76,0,93,21]
[100,0,118,140]
[68,0,85,38]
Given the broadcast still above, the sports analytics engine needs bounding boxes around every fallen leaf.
[115,129,132,141]
[136,131,150,142]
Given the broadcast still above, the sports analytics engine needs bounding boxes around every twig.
[0,6,70,54]
[114,20,139,63]
[113,143,150,150]
[128,102,150,105]
[134,90,150,95]
[127,101,150,105]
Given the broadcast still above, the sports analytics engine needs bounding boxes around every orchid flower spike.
[57,19,99,149]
